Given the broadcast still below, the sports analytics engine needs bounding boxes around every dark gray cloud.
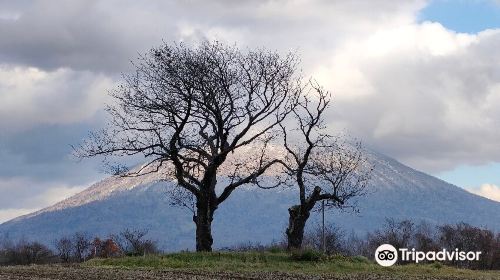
[0,0,426,73]
[0,1,175,72]
[0,120,104,182]
[0,121,105,210]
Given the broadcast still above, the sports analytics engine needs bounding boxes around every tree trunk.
[286,186,326,250]
[193,194,217,252]
[286,205,311,250]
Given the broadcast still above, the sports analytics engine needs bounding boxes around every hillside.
[1,150,499,251]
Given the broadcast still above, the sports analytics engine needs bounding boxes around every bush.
[268,245,285,254]
[290,248,323,261]
[431,262,443,269]
[111,229,159,256]
[351,255,371,264]
[438,223,499,269]
[220,241,286,253]
[90,238,121,258]
[352,219,500,270]
[303,223,346,255]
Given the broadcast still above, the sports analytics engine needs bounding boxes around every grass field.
[84,251,500,280]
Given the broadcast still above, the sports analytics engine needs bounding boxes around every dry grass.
[1,252,498,280]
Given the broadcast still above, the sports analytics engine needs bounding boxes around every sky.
[0,0,499,222]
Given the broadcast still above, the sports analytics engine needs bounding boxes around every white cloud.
[0,208,38,224]
[468,184,500,202]
[0,178,87,223]
[0,65,114,131]
[35,186,86,206]
[0,177,87,210]
[318,24,500,172]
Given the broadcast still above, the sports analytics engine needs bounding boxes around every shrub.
[431,262,443,269]
[438,223,499,269]
[111,229,159,256]
[303,223,346,255]
[268,245,285,254]
[220,241,286,253]
[352,219,499,270]
[91,238,121,258]
[290,248,323,261]
[351,255,371,264]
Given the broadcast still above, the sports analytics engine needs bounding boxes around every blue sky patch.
[419,0,500,33]
[437,162,500,189]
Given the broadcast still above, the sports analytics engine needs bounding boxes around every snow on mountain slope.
[12,167,166,222]
[1,150,499,251]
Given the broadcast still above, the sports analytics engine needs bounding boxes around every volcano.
[1,149,499,251]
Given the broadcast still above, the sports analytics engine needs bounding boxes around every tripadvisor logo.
[375,244,398,266]
[374,244,482,267]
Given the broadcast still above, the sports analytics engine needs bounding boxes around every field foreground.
[1,252,499,280]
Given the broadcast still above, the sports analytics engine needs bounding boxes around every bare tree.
[72,232,91,262]
[367,218,414,254]
[1,239,54,265]
[413,221,439,253]
[75,41,300,251]
[54,237,73,263]
[280,87,372,250]
[111,229,158,256]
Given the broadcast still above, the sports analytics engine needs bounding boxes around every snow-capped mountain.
[1,150,499,251]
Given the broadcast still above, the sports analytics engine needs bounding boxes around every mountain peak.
[2,149,499,250]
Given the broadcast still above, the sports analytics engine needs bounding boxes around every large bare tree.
[75,42,301,251]
[281,87,372,250]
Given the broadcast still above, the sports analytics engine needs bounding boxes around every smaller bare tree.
[281,85,372,250]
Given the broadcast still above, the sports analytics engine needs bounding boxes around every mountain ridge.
[1,149,499,251]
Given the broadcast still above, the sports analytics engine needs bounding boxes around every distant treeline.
[1,220,499,270]
[0,228,158,265]
[225,219,500,270]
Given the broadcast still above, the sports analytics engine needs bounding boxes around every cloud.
[0,177,86,210]
[0,208,38,224]
[468,184,500,202]
[0,0,426,73]
[0,182,86,224]
[3,0,497,173]
[0,1,171,72]
[1,0,500,218]
[317,24,500,172]
[35,186,87,206]
[0,65,114,131]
